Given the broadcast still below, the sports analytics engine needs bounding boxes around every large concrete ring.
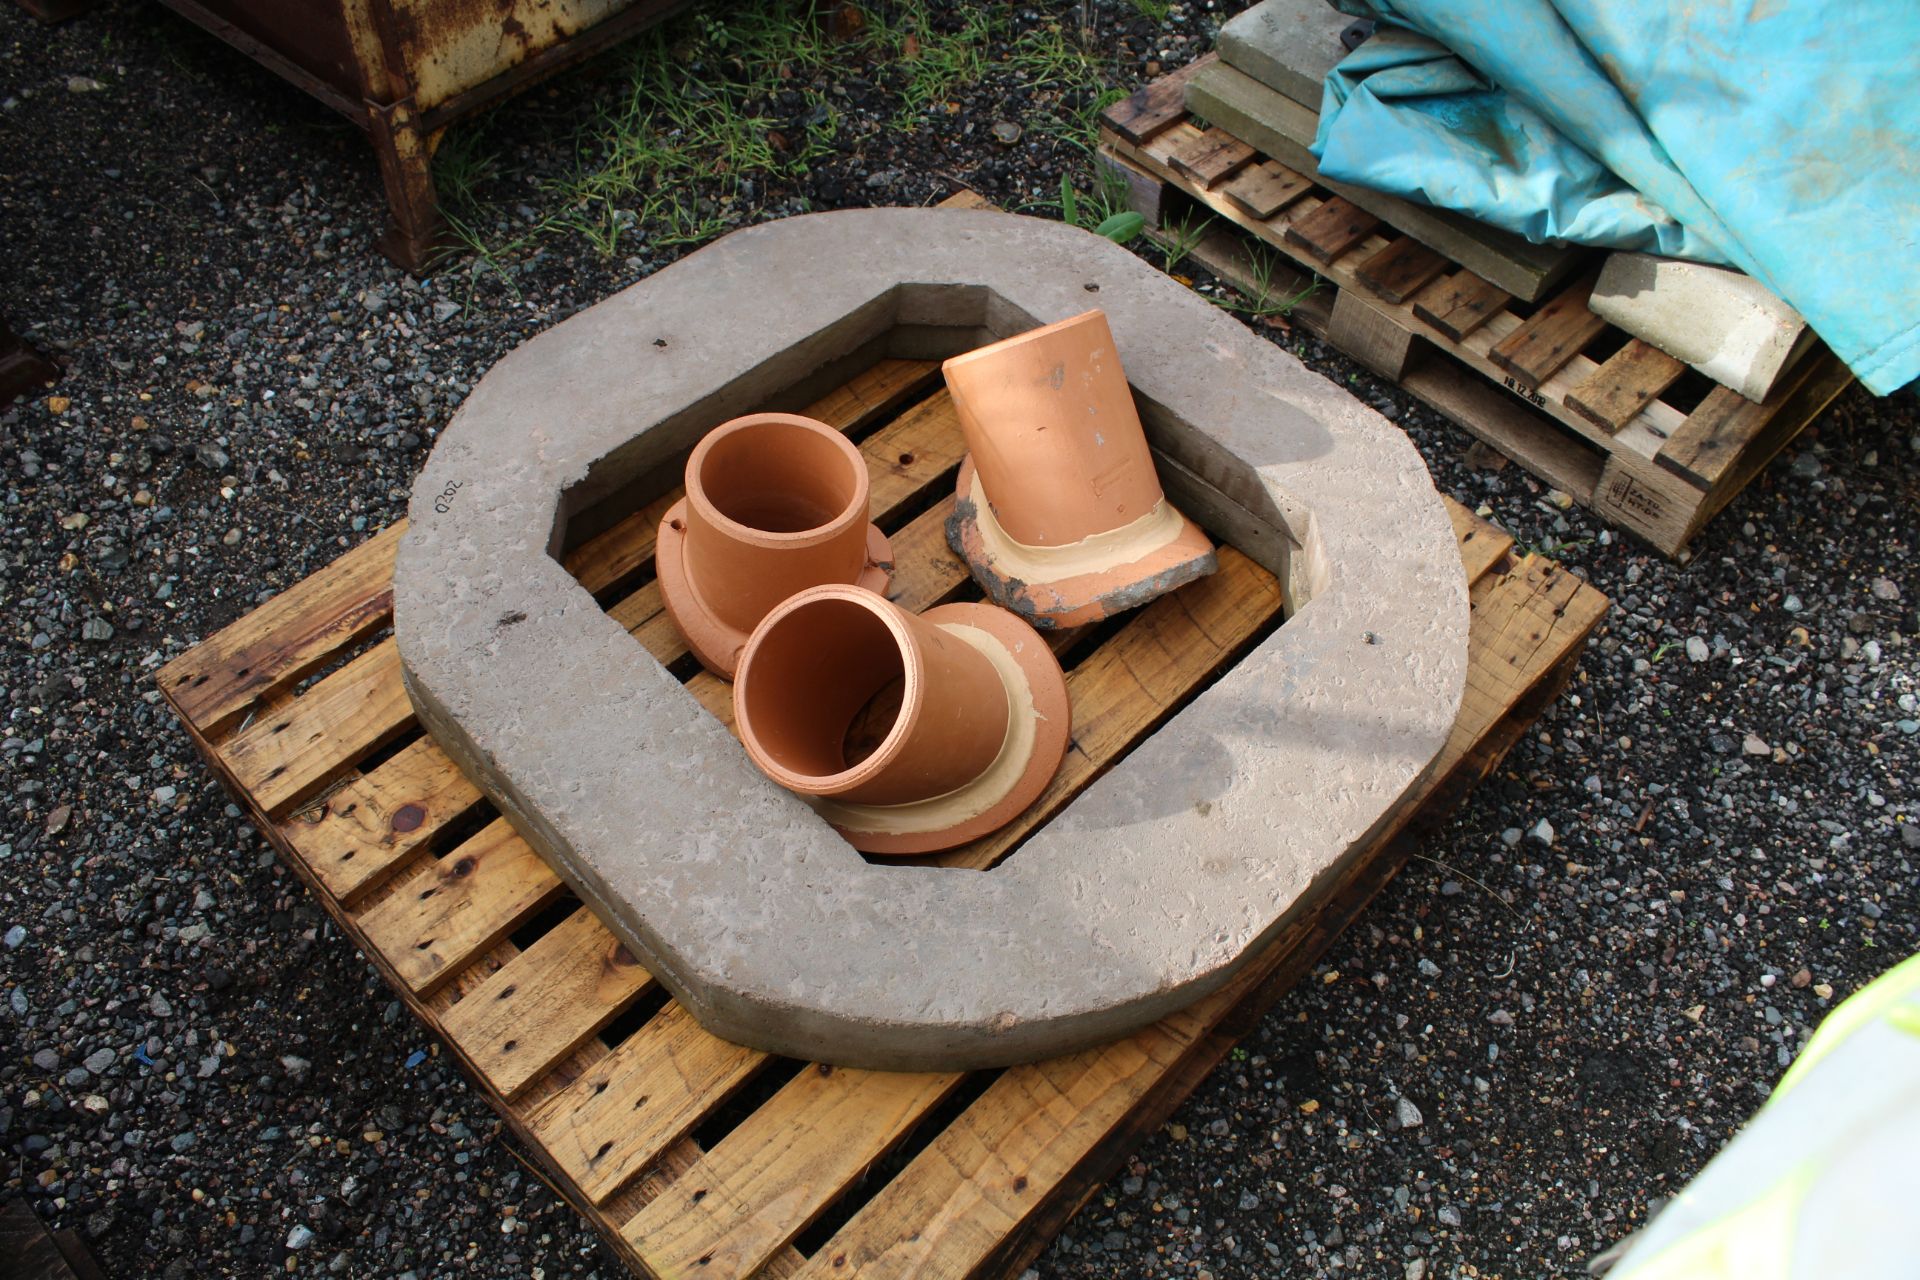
[393,208,1470,1071]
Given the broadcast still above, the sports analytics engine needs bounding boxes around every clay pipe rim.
[939,307,1106,377]
[734,584,925,798]
[683,412,870,548]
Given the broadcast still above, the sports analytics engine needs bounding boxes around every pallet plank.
[157,520,405,738]
[531,1001,767,1205]
[354,818,566,995]
[1167,125,1256,190]
[219,640,412,815]
[624,1067,965,1280]
[1283,195,1380,262]
[1411,269,1512,343]
[1098,51,1215,145]
[1565,339,1687,435]
[1218,158,1312,220]
[1355,236,1451,306]
[284,736,483,904]
[440,906,653,1100]
[1488,272,1606,389]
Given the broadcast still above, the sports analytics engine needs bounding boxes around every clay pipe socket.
[942,308,1217,629]
[656,413,892,678]
[733,584,1071,856]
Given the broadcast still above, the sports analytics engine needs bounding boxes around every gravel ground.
[3,2,1916,1277]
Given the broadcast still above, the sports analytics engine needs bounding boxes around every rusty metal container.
[157,0,692,266]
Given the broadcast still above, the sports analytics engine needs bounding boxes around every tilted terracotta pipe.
[656,413,891,678]
[734,584,1070,855]
[942,309,1217,629]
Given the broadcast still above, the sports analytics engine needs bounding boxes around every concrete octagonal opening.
[394,208,1469,1070]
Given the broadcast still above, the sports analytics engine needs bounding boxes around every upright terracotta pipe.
[656,413,891,678]
[942,309,1217,629]
[734,585,1070,855]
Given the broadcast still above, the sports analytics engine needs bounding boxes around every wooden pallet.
[1096,71,1855,559]
[159,350,1607,1277]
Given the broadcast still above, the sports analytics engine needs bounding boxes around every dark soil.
[3,2,1916,1278]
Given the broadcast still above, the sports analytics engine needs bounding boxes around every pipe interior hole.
[699,422,858,533]
[741,598,907,779]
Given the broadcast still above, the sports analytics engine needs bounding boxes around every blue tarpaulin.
[1310,1,1920,394]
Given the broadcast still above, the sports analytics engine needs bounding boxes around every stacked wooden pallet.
[159,341,1606,1277]
[1096,60,1855,559]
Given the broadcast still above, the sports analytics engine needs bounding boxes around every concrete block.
[1187,59,1588,302]
[1591,252,1813,403]
[1217,0,1354,109]
[393,208,1469,1072]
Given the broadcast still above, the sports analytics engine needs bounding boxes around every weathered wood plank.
[1565,339,1687,435]
[1219,157,1312,220]
[1411,269,1512,343]
[1283,195,1380,263]
[1098,51,1216,145]
[440,907,652,1100]
[354,819,566,995]
[283,736,482,905]
[529,1001,766,1205]
[156,521,405,740]
[1166,125,1256,190]
[1488,272,1607,389]
[1355,236,1451,305]
[623,1066,965,1280]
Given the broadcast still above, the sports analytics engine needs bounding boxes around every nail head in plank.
[1411,269,1513,342]
[1099,50,1217,145]
[1355,236,1451,305]
[440,906,653,1100]
[1564,339,1686,435]
[1283,195,1380,263]
[1487,272,1607,389]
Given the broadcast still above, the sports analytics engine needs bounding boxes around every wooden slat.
[218,639,411,815]
[1488,272,1607,389]
[1447,496,1514,584]
[1411,268,1512,342]
[1218,158,1312,220]
[1099,51,1215,145]
[354,818,566,994]
[1564,339,1686,435]
[1654,383,1775,490]
[1283,195,1380,263]
[157,521,405,738]
[786,1029,1197,1280]
[1167,125,1256,190]
[440,906,652,1100]
[623,1066,964,1280]
[283,736,482,904]
[530,1001,766,1204]
[1355,236,1451,305]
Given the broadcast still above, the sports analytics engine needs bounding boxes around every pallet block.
[159,316,1606,1280]
[1096,71,1855,559]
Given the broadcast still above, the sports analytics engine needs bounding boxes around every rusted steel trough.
[154,0,693,267]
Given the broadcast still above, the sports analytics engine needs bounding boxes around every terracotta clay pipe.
[733,584,1070,855]
[656,413,891,678]
[942,309,1217,629]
